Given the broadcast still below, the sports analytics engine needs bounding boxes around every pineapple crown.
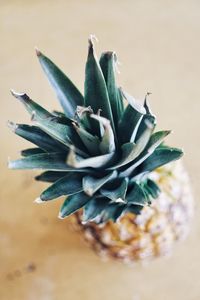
[8,36,183,224]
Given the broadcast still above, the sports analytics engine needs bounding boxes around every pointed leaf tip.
[35,47,42,57]
[10,90,29,101]
[7,121,18,132]
[88,34,98,46]
[58,212,64,219]
[120,88,146,115]
[34,197,44,203]
[88,35,99,59]
[85,40,116,134]
[37,50,84,118]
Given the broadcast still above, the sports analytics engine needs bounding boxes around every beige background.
[0,1,200,299]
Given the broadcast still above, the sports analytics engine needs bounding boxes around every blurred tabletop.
[0,1,200,299]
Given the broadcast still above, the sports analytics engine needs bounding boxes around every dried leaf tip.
[88,34,98,54]
[10,89,21,98]
[34,197,44,204]
[10,90,29,101]
[113,52,121,74]
[35,47,42,57]
[144,92,153,113]
[58,212,64,219]
[89,34,98,44]
[7,121,18,132]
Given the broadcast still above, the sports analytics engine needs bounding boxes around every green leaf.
[140,147,183,173]
[59,192,91,218]
[144,179,160,199]
[11,91,87,157]
[75,106,93,129]
[100,203,125,223]
[8,122,67,152]
[8,152,85,171]
[125,204,143,215]
[83,170,117,196]
[126,183,149,206]
[84,37,115,135]
[38,173,84,201]
[83,197,109,222]
[109,121,153,170]
[67,147,116,169]
[91,114,115,154]
[52,111,73,125]
[116,88,125,118]
[75,106,105,139]
[99,52,124,127]
[118,90,146,144]
[10,90,53,118]
[21,148,45,157]
[36,49,83,118]
[119,130,171,177]
[72,122,100,155]
[135,96,156,142]
[35,171,69,183]
[100,178,129,202]
[146,131,171,149]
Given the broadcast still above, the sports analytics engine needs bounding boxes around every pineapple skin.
[71,161,193,263]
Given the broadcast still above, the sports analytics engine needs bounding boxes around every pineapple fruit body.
[72,162,193,263]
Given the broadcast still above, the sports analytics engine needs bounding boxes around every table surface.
[0,1,200,299]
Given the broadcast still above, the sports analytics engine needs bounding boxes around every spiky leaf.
[11,91,87,157]
[100,178,129,202]
[67,147,116,169]
[118,90,146,144]
[126,183,148,206]
[135,96,156,141]
[8,122,67,152]
[144,179,160,199]
[100,203,125,223]
[83,197,109,222]
[72,122,100,155]
[84,37,115,134]
[35,171,69,183]
[140,147,183,173]
[119,130,171,177]
[9,153,75,171]
[99,52,124,126]
[37,50,83,118]
[91,114,115,154]
[21,148,45,157]
[83,170,117,196]
[59,192,91,218]
[38,173,84,201]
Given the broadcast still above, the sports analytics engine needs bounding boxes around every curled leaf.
[91,114,115,154]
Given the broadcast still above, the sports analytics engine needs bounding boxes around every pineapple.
[8,36,193,263]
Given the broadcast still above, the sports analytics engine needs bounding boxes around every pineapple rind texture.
[71,161,193,263]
